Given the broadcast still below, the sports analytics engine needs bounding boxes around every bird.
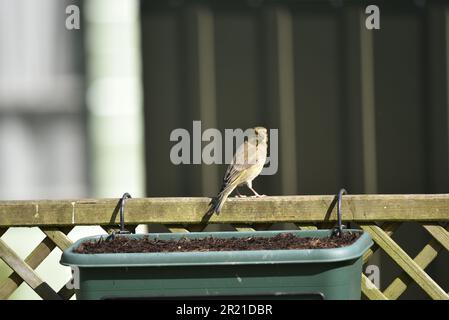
[205,126,268,216]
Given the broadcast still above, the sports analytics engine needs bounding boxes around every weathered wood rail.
[0,194,448,300]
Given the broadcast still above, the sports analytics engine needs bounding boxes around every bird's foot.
[250,194,266,198]
[236,194,247,198]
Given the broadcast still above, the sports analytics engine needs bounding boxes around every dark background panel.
[140,1,449,297]
[293,10,343,195]
[374,12,426,194]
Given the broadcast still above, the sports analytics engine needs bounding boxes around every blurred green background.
[0,0,144,299]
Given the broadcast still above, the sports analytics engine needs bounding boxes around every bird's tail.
[205,183,236,217]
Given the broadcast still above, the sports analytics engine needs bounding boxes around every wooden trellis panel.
[0,227,74,300]
[360,223,449,300]
[0,195,448,300]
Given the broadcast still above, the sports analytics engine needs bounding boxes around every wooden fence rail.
[0,194,448,300]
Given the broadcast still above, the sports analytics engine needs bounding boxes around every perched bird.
[206,126,268,216]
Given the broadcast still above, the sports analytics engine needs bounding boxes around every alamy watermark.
[65,4,380,31]
[365,5,380,30]
[169,121,278,175]
[65,5,80,30]
[66,266,80,290]
[364,264,381,289]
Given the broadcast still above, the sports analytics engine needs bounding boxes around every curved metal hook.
[119,192,132,234]
[334,188,347,237]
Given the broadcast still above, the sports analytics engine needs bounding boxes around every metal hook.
[119,192,132,234]
[333,188,347,237]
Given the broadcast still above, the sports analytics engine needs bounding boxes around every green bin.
[60,229,373,300]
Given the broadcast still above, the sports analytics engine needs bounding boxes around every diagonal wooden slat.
[361,224,449,300]
[233,225,256,232]
[42,227,73,251]
[166,224,211,233]
[383,238,443,299]
[362,222,400,263]
[58,280,75,300]
[361,274,388,300]
[49,227,76,300]
[0,227,74,299]
[360,221,400,299]
[167,226,190,233]
[0,237,55,299]
[47,227,76,300]
[422,224,449,251]
[294,223,317,230]
[382,223,449,299]
[0,238,61,300]
[380,221,402,234]
[166,225,208,233]
[42,227,76,300]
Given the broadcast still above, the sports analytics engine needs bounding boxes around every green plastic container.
[60,229,372,300]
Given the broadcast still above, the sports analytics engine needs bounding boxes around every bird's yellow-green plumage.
[206,127,268,216]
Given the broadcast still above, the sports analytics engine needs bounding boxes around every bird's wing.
[222,140,261,186]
